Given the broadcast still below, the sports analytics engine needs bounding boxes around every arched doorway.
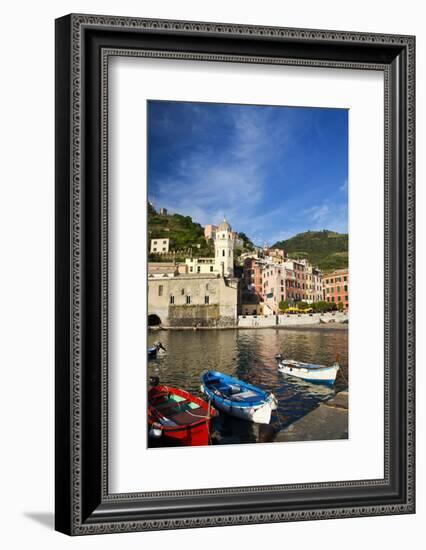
[148,314,161,327]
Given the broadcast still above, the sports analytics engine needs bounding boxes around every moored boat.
[276,355,340,386]
[148,341,167,359]
[148,380,218,446]
[200,370,277,425]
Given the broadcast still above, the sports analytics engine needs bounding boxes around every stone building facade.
[148,273,239,327]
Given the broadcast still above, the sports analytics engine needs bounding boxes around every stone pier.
[274,391,349,442]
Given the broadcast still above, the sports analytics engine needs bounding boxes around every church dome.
[218,218,232,232]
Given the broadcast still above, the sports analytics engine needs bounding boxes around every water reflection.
[148,327,348,446]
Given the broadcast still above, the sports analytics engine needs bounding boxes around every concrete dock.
[274,391,348,442]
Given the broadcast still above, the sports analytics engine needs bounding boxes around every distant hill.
[272,230,348,272]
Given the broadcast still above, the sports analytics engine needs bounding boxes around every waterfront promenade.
[150,311,348,330]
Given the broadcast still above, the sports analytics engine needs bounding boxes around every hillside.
[148,204,212,259]
[148,204,255,261]
[272,230,348,272]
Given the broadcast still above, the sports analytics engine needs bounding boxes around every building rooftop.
[217,217,232,232]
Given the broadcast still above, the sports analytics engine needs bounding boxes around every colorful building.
[323,269,349,309]
[204,224,217,240]
[242,253,325,313]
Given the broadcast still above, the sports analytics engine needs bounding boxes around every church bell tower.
[214,218,234,277]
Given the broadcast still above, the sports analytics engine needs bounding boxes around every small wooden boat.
[200,371,277,424]
[148,381,218,446]
[276,355,340,386]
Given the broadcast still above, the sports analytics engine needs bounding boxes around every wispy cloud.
[339,179,348,193]
[148,102,348,241]
[301,201,348,234]
[150,107,285,228]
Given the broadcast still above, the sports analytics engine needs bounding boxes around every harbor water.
[148,327,348,446]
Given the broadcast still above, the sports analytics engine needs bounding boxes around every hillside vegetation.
[148,203,212,260]
[272,230,348,272]
[148,204,347,271]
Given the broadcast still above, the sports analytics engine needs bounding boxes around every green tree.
[279,300,289,311]
[297,301,310,310]
[337,301,345,312]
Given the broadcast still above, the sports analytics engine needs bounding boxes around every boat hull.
[201,371,277,425]
[153,421,214,446]
[203,392,274,424]
[278,361,339,386]
[148,385,218,446]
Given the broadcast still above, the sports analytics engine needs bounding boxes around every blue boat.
[148,346,157,359]
[148,341,167,360]
[200,370,277,424]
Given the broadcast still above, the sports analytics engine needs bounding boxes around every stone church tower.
[214,218,234,277]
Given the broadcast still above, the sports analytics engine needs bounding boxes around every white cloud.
[150,108,282,229]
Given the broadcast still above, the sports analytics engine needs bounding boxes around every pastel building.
[185,256,216,274]
[150,237,170,254]
[243,258,263,299]
[323,269,349,309]
[262,263,288,314]
[243,255,324,313]
[204,224,217,240]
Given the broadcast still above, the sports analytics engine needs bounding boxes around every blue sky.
[148,100,348,246]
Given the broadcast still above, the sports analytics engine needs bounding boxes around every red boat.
[148,384,218,446]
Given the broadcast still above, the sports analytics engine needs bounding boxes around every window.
[158,285,163,296]
[206,283,209,291]
[197,266,200,273]
[344,285,348,291]
[331,297,335,302]
[345,295,349,301]
[190,267,193,272]
[222,250,225,257]
[163,240,166,244]
[181,289,185,295]
[338,296,341,302]
[162,248,166,252]
[344,276,347,281]
[170,295,174,304]
[186,295,191,304]
[204,296,209,305]
[337,286,341,292]
[153,248,157,252]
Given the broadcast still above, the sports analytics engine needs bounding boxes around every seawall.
[237,311,348,328]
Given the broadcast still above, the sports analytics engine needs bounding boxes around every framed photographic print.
[55,14,415,535]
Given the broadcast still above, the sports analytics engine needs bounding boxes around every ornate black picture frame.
[55,14,415,535]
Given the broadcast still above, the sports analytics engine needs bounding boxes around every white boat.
[276,356,340,386]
